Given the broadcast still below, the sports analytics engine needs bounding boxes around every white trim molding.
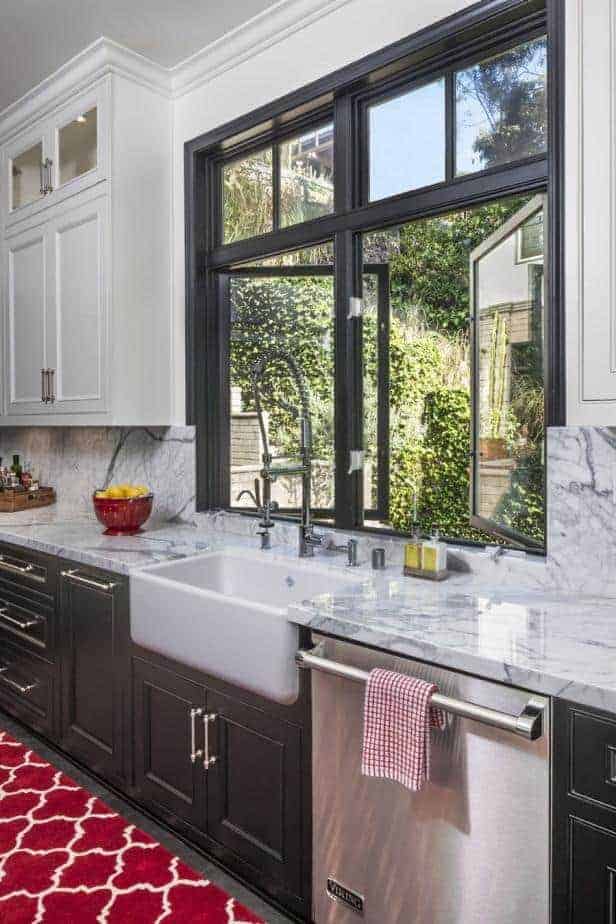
[0,37,169,146]
[0,0,353,145]
[169,0,354,97]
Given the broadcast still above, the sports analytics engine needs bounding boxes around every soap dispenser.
[403,523,423,575]
[421,525,448,580]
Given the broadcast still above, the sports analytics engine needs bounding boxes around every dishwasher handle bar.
[296,647,544,741]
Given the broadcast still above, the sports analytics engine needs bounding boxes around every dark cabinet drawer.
[0,639,54,736]
[569,817,616,923]
[571,708,616,813]
[0,543,56,597]
[0,586,53,658]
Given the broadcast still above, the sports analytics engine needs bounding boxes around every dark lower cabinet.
[133,658,206,828]
[133,654,309,919]
[207,689,303,897]
[569,818,616,922]
[553,699,616,923]
[59,564,129,785]
[0,542,311,921]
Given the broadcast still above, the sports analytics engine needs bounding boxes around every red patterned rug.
[0,730,265,923]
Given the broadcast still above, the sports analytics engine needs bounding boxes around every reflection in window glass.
[456,36,547,175]
[223,148,273,243]
[229,245,335,515]
[368,78,445,201]
[59,107,97,185]
[475,200,545,545]
[517,210,543,262]
[280,123,334,227]
[362,194,544,547]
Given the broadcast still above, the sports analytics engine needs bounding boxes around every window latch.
[347,297,363,319]
[348,449,364,475]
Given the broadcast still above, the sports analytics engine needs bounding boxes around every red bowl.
[92,492,154,535]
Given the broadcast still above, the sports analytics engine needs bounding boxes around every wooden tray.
[0,487,56,513]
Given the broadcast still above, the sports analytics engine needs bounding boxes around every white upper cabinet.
[566,0,616,424]
[4,81,108,230]
[0,54,173,426]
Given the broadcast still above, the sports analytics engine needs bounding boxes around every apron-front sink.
[130,548,364,703]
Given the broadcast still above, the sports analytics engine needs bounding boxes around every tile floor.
[0,712,295,924]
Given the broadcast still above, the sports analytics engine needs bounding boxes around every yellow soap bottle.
[421,526,447,576]
[404,523,423,573]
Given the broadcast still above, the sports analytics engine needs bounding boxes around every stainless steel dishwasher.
[305,634,550,924]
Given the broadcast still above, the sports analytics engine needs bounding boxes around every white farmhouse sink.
[130,549,363,704]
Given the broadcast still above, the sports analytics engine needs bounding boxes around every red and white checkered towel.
[361,668,447,792]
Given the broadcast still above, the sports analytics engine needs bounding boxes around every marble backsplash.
[0,424,615,595]
[547,426,616,595]
[0,427,196,524]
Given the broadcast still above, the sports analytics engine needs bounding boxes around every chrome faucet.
[235,479,278,550]
[251,350,322,557]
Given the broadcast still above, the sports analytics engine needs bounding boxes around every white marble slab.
[288,572,616,713]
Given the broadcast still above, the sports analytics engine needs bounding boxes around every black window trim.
[186,0,565,553]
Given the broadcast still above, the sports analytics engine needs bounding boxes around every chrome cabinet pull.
[39,161,45,195]
[41,368,47,403]
[49,369,55,404]
[61,570,116,594]
[0,601,42,631]
[203,712,218,770]
[0,672,38,695]
[189,707,203,764]
[43,158,53,194]
[0,555,39,579]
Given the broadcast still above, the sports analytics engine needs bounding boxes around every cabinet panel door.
[570,817,616,922]
[47,192,108,414]
[206,690,303,895]
[59,568,126,782]
[4,225,49,415]
[133,659,206,829]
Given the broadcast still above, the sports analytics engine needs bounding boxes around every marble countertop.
[0,510,212,575]
[0,511,615,713]
[289,572,616,713]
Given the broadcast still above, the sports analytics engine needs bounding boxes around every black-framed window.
[185,0,564,553]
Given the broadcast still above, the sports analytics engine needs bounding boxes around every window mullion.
[445,70,455,181]
[334,229,362,529]
[272,143,280,231]
[333,92,363,529]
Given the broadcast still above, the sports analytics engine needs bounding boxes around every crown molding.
[169,0,354,97]
[0,37,170,145]
[0,0,352,144]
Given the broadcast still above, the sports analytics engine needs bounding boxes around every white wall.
[171,0,477,421]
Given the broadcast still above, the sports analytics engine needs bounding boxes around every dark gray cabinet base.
[133,653,310,920]
[553,699,616,923]
[0,539,311,921]
[58,563,130,786]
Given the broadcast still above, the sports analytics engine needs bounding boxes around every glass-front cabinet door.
[6,128,50,215]
[4,81,107,228]
[51,82,107,199]
[56,105,99,189]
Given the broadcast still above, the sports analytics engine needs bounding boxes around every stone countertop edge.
[287,593,616,715]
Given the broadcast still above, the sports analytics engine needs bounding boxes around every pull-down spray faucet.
[250,350,322,557]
